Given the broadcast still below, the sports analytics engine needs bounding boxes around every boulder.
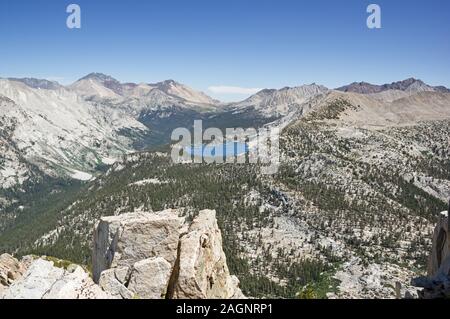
[2,259,61,299]
[2,259,110,299]
[92,209,184,282]
[128,257,172,299]
[44,265,109,299]
[98,268,133,299]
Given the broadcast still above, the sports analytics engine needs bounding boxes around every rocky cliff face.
[0,209,244,299]
[93,209,244,299]
[427,211,450,278]
[413,209,450,298]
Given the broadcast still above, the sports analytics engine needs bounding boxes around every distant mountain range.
[69,72,218,107]
[336,78,450,94]
[0,73,449,191]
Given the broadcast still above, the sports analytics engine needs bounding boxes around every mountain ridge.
[70,73,219,107]
[0,74,448,192]
[336,78,450,94]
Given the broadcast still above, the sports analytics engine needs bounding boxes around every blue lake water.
[185,142,249,158]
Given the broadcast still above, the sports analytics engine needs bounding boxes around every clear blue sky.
[0,0,449,101]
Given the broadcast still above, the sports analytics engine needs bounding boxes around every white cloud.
[208,85,262,95]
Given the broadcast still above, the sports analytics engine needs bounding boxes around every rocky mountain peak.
[70,74,218,105]
[336,78,448,94]
[158,79,178,86]
[234,83,329,117]
[79,72,120,84]
[151,79,218,105]
[434,86,450,93]
[77,73,124,96]
[383,78,428,92]
[336,81,382,94]
[153,79,182,92]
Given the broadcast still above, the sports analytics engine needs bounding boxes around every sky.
[0,0,449,102]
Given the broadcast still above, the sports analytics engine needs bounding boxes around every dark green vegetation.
[278,118,449,270]
[296,265,341,299]
[0,176,83,253]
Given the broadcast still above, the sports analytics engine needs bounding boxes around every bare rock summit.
[93,209,245,299]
